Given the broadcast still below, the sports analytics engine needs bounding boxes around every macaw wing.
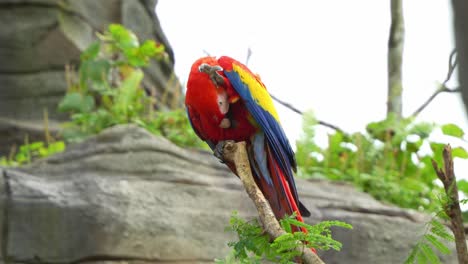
[218,56,299,201]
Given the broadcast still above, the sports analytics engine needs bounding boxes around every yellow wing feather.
[231,63,281,123]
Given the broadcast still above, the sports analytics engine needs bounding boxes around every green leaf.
[424,234,450,255]
[0,157,8,166]
[406,138,423,153]
[410,122,434,139]
[80,41,100,61]
[419,242,441,264]
[108,24,139,49]
[81,95,95,113]
[458,179,468,196]
[430,142,446,164]
[441,123,464,138]
[86,59,111,83]
[452,146,468,159]
[430,220,455,242]
[126,48,147,67]
[280,218,293,234]
[58,92,84,112]
[48,141,66,154]
[401,177,427,192]
[28,141,44,151]
[58,92,95,113]
[404,246,418,264]
[139,40,160,57]
[113,69,144,116]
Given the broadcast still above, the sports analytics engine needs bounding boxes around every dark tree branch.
[242,48,344,134]
[245,47,252,67]
[270,94,303,115]
[443,49,459,85]
[270,94,345,134]
[431,144,468,264]
[410,50,460,118]
[221,141,325,264]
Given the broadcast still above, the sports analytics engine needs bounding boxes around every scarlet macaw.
[185,56,310,231]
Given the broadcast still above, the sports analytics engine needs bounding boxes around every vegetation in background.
[58,24,207,149]
[1,24,207,167]
[215,212,352,264]
[404,203,456,263]
[296,111,468,211]
[0,140,65,167]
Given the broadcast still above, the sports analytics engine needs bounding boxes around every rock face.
[0,125,457,263]
[0,0,181,154]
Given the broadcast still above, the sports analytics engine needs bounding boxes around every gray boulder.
[0,125,457,263]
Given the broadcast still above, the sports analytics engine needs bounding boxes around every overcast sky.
[157,1,468,176]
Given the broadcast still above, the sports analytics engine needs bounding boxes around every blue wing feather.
[223,65,300,204]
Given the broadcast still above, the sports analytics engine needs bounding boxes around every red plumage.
[185,56,311,235]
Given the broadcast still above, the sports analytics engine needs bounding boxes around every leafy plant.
[296,111,468,211]
[0,140,65,167]
[404,196,456,264]
[58,24,207,149]
[215,211,352,263]
[59,24,162,141]
[145,108,208,149]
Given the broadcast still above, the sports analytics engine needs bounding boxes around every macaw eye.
[217,92,229,114]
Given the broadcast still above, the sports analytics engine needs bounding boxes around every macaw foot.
[214,140,235,162]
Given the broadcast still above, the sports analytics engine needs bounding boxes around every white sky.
[157,1,468,177]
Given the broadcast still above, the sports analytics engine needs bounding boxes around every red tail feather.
[269,150,316,254]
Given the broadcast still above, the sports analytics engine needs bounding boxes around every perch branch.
[222,141,325,264]
[431,144,468,263]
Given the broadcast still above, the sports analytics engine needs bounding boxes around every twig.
[443,50,458,85]
[431,144,468,264]
[242,48,344,134]
[410,87,461,118]
[410,50,460,118]
[222,141,325,264]
[269,94,345,134]
[270,94,303,115]
[245,47,252,67]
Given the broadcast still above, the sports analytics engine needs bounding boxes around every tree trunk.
[387,0,405,119]
[452,0,468,117]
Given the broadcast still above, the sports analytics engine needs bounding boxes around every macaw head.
[186,56,231,128]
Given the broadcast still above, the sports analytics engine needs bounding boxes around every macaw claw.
[214,140,235,162]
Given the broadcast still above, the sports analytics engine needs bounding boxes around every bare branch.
[222,141,325,264]
[443,49,458,86]
[243,48,344,134]
[202,49,211,56]
[269,94,345,134]
[245,47,252,66]
[410,50,460,118]
[431,144,468,263]
[270,94,303,115]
